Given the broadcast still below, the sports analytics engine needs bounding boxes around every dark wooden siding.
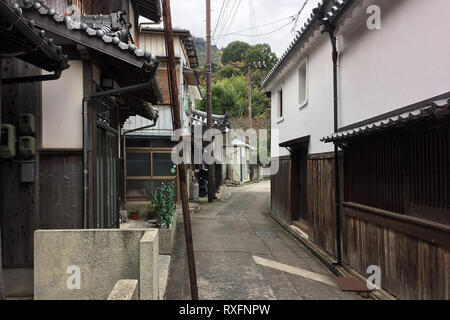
[344,121,450,224]
[270,157,291,225]
[307,153,337,258]
[0,58,41,267]
[342,119,450,299]
[39,154,83,230]
[343,213,450,300]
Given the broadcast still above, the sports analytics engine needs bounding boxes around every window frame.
[277,88,284,123]
[298,57,308,110]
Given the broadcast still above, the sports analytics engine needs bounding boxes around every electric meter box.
[19,113,36,135]
[19,136,36,158]
[0,124,17,159]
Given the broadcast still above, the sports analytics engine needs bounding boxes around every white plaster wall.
[338,0,450,128]
[42,60,83,149]
[270,35,335,157]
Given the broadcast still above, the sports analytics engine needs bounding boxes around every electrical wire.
[217,18,295,39]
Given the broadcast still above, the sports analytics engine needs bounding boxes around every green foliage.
[196,40,276,131]
[222,41,251,65]
[245,44,278,72]
[194,37,222,66]
[148,182,176,228]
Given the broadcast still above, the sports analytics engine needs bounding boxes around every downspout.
[316,5,342,265]
[82,76,159,229]
[330,29,342,265]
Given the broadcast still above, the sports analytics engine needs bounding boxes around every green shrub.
[148,181,176,228]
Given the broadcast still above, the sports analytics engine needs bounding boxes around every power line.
[218,0,242,47]
[216,18,295,39]
[213,15,295,38]
[212,0,227,38]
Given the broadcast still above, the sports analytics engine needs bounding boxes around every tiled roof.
[130,0,162,23]
[140,24,199,69]
[261,0,354,89]
[0,1,69,71]
[321,97,450,143]
[18,0,156,64]
[191,109,230,129]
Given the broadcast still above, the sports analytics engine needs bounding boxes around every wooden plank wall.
[39,154,83,230]
[0,58,41,267]
[270,157,291,226]
[343,214,450,300]
[307,153,337,258]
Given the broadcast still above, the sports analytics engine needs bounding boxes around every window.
[278,89,283,119]
[298,59,308,108]
[344,121,450,225]
[126,137,178,201]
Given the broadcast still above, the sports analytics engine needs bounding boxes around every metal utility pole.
[162,0,199,300]
[248,65,253,129]
[206,0,215,203]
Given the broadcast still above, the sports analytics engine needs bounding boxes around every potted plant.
[148,181,176,229]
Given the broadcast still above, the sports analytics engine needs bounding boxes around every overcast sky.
[142,0,321,57]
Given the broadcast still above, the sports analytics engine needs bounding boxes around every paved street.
[165,181,363,300]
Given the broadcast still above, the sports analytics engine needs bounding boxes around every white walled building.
[263,0,450,300]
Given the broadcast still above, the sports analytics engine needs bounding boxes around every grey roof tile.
[18,0,156,64]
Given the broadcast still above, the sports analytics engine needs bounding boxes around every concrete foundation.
[34,229,158,300]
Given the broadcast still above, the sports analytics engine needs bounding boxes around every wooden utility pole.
[206,0,215,203]
[248,65,253,129]
[162,0,199,300]
[0,227,4,300]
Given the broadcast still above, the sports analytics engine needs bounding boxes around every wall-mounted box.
[19,113,36,135]
[20,161,36,183]
[19,136,36,158]
[0,124,17,159]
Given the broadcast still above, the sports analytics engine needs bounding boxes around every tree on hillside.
[198,75,270,120]
[245,43,278,74]
[222,41,251,65]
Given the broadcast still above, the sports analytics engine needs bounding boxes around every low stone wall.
[34,229,159,300]
[107,280,138,300]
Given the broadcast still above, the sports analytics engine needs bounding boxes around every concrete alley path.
[165,180,363,300]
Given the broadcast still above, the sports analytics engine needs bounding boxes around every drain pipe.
[330,29,342,265]
[316,6,342,265]
[82,78,159,228]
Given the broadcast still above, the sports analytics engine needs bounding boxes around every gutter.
[82,77,159,229]
[1,70,62,84]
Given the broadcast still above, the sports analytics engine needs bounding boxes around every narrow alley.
[165,181,363,300]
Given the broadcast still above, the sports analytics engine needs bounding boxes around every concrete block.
[107,280,138,300]
[139,230,159,300]
[34,229,149,300]
[159,211,177,255]
[159,255,171,299]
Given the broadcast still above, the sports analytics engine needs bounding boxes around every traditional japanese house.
[263,0,450,300]
[122,25,202,204]
[0,0,162,298]
[190,108,230,194]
